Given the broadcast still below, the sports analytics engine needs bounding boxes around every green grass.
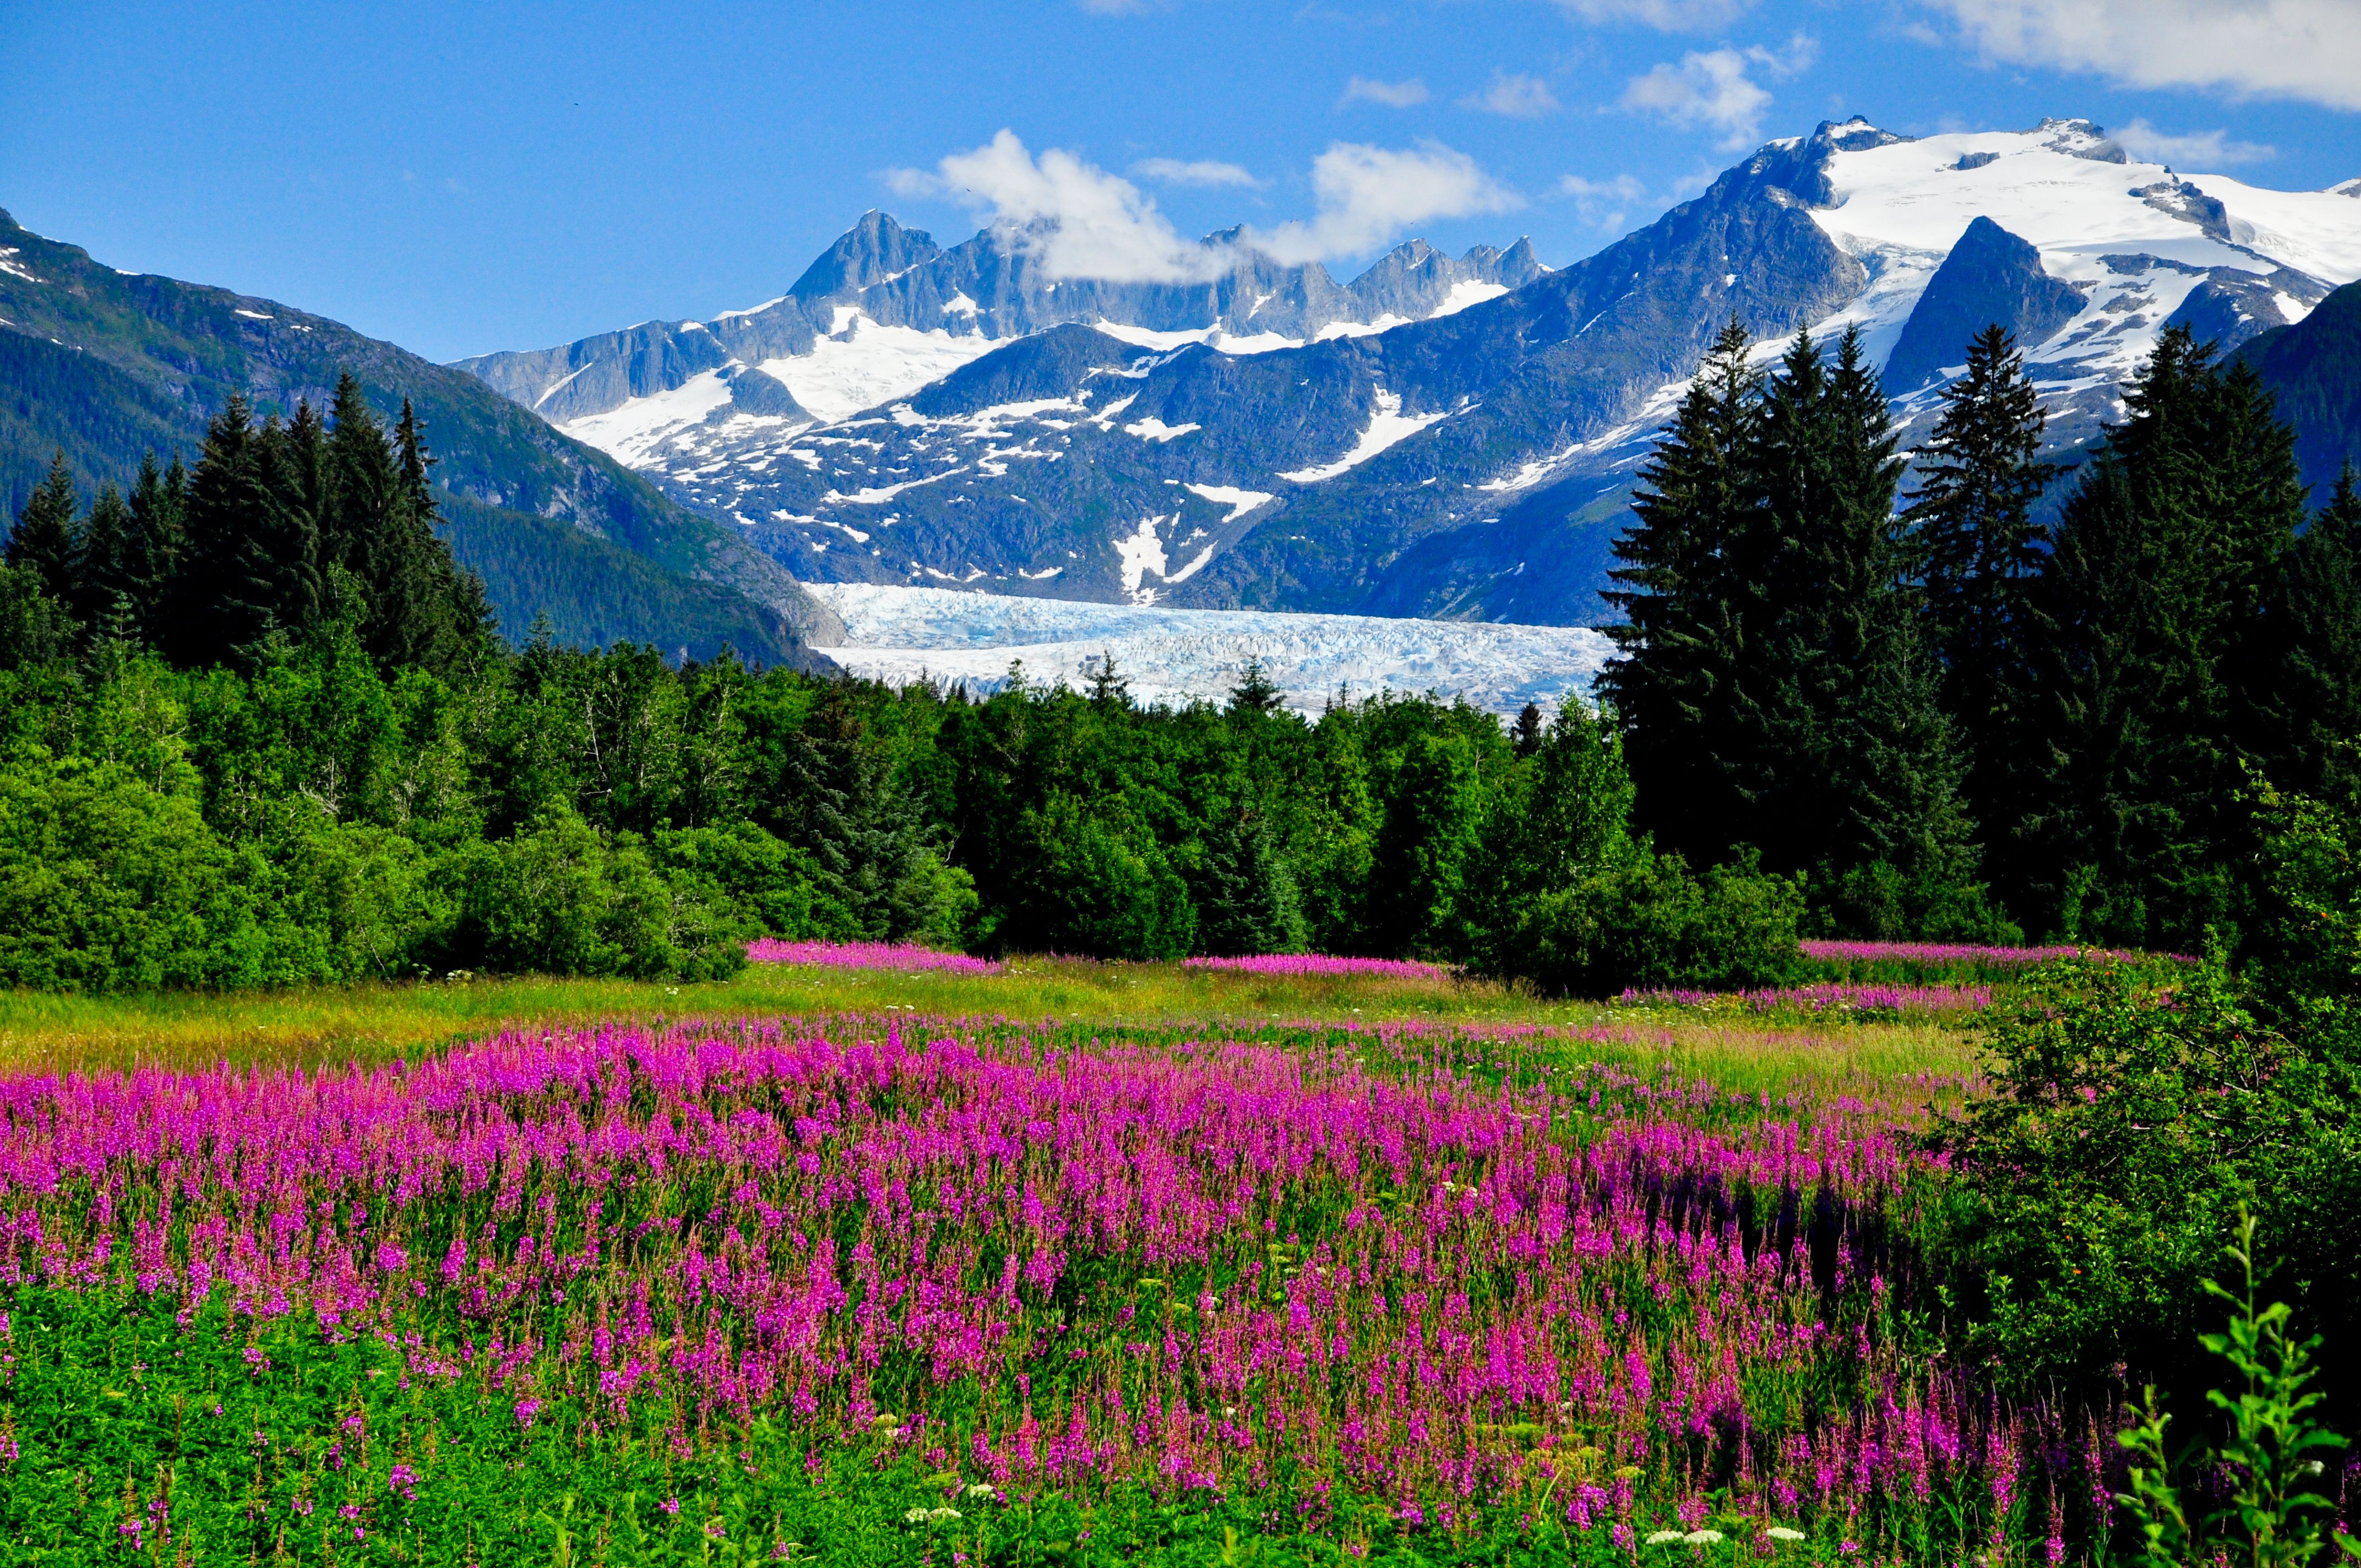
[0,957,1983,1108]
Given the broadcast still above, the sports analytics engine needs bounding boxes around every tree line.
[1605,318,2361,957]
[3,322,2358,988]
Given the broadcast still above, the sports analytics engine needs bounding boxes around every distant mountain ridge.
[456,214,1549,428]
[455,116,2361,627]
[0,209,839,666]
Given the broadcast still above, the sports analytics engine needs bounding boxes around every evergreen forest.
[2,329,2358,993]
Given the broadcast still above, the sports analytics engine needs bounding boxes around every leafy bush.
[0,755,326,991]
[1002,792,1194,959]
[1499,847,1808,997]
[448,808,739,980]
[1941,960,2361,1406]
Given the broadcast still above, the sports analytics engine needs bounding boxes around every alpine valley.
[464,117,2361,627]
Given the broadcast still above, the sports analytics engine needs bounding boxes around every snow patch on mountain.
[559,368,741,466]
[1800,127,2361,396]
[1431,279,1509,317]
[1113,516,1173,602]
[1124,416,1200,443]
[808,584,1612,718]
[755,314,999,424]
[1280,391,1449,483]
[1183,483,1275,522]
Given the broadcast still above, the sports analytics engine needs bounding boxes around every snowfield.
[808,584,1613,718]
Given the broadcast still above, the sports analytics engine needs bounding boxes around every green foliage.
[1943,958,2361,1407]
[449,807,701,981]
[1013,791,1198,960]
[2012,328,2312,950]
[0,557,75,670]
[2114,1212,2358,1568]
[1498,848,1807,998]
[1604,322,1984,930]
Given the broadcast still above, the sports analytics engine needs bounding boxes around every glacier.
[809,584,1613,719]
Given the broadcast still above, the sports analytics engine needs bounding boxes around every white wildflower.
[902,1509,931,1526]
[927,1507,961,1523]
[964,1484,999,1501]
[1685,1530,1726,1545]
[1766,1527,1807,1543]
[1646,1531,1689,1545]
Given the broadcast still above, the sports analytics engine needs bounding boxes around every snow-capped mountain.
[458,118,2361,627]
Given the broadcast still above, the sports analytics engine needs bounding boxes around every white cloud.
[1554,0,1753,28]
[893,132,1518,277]
[2112,118,2276,167]
[1340,75,1431,108]
[1559,172,1649,226]
[1248,141,1522,264]
[1132,157,1265,188]
[1619,33,1813,149]
[1919,0,2361,112]
[1461,71,1563,118]
[895,130,1230,284]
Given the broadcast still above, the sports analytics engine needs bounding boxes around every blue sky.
[2,1,2353,362]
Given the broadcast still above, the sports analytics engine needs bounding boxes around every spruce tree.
[1600,318,1760,859]
[6,450,80,607]
[260,406,326,635]
[2255,465,2361,804]
[74,483,140,644]
[1195,808,1308,955]
[124,451,187,634]
[173,394,282,662]
[2016,326,2305,945]
[1511,701,1544,758]
[1902,325,2057,915]
[324,373,399,583]
[1737,326,1978,925]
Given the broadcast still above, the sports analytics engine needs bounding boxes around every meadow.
[0,948,2123,1566]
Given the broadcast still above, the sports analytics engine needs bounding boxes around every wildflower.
[929,1507,962,1523]
[904,1509,933,1526]
[660,1497,681,1516]
[513,1398,542,1428]
[1685,1531,1724,1545]
[1765,1528,1807,1543]
[964,1484,998,1501]
[1646,1531,1689,1545]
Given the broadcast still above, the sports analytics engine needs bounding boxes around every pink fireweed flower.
[1182,954,1453,979]
[744,940,999,974]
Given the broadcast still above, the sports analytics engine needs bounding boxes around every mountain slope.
[458,117,2361,627]
[2237,277,2361,496]
[0,210,839,664]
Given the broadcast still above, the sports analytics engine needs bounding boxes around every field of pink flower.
[0,1012,2096,1565]
[1182,955,1455,980]
[747,939,1003,974]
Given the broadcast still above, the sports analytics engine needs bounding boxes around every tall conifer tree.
[74,483,139,643]
[2254,465,2361,804]
[2019,326,2307,944]
[1903,325,2056,897]
[173,395,280,662]
[6,450,80,607]
[1601,318,1760,858]
[124,451,187,635]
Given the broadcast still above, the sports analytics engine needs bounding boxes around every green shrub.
[451,808,695,979]
[1006,792,1194,959]
[1940,960,2361,1406]
[0,755,300,991]
[1494,847,1807,997]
